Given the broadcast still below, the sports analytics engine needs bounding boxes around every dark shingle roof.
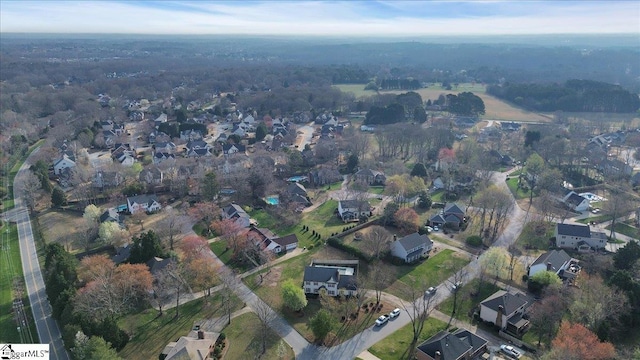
[532,250,571,270]
[557,223,591,238]
[273,234,298,247]
[397,232,431,251]
[303,266,340,283]
[444,203,465,215]
[481,291,528,316]
[416,331,472,360]
[566,193,587,206]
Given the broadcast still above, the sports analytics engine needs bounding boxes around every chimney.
[546,262,553,271]
[393,234,397,241]
[434,350,441,360]
[496,305,504,329]
[197,330,204,340]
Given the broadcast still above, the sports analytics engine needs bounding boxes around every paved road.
[11,149,69,359]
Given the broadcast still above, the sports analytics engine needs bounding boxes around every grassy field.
[334,84,551,122]
[385,249,471,301]
[37,209,87,252]
[576,214,613,224]
[506,178,532,200]
[368,317,447,360]
[0,223,38,343]
[118,295,243,360]
[436,279,501,322]
[516,221,554,250]
[222,312,294,360]
[605,222,639,239]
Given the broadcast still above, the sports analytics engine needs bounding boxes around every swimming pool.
[287,176,308,183]
[265,195,279,205]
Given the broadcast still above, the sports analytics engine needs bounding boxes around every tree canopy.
[281,279,307,312]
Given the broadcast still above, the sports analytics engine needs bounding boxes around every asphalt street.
[11,149,69,360]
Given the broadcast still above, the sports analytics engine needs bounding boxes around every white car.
[389,308,401,319]
[425,287,437,297]
[433,226,439,231]
[375,315,389,326]
[426,226,433,233]
[452,281,462,292]
[500,344,522,358]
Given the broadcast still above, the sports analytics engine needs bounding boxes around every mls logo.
[0,344,14,360]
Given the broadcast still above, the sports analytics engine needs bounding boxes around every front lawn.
[605,222,639,239]
[118,295,243,360]
[505,178,531,200]
[222,312,294,360]
[436,279,501,321]
[368,186,385,195]
[385,249,471,301]
[368,317,447,360]
[515,221,554,250]
[576,214,613,224]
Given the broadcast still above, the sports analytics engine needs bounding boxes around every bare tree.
[604,183,636,239]
[366,261,393,305]
[362,226,392,260]
[21,169,42,212]
[401,285,436,360]
[253,300,276,355]
[220,270,237,325]
[446,266,468,328]
[507,245,522,282]
[157,206,181,250]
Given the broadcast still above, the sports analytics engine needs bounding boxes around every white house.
[555,223,607,251]
[337,200,372,222]
[302,260,359,297]
[126,194,162,214]
[528,249,580,279]
[154,113,168,124]
[263,234,298,253]
[222,143,246,156]
[562,191,590,212]
[390,233,433,263]
[479,290,530,335]
[53,155,76,175]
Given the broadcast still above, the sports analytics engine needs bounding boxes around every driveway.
[12,148,69,359]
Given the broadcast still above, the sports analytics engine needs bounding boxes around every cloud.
[1,1,638,35]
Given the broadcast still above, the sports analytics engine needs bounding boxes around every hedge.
[326,237,371,263]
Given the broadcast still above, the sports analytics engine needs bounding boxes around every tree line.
[487,80,640,113]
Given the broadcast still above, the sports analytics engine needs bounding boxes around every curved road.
[11,148,69,359]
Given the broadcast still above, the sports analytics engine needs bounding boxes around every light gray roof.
[397,232,431,251]
[481,290,528,315]
[532,250,571,271]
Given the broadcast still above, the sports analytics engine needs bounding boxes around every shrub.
[466,235,482,247]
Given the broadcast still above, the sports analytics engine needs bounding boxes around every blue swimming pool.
[287,176,308,183]
[265,195,279,205]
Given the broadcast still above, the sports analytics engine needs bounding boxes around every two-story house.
[303,260,359,297]
[221,203,251,228]
[416,328,488,360]
[354,169,386,185]
[479,290,530,336]
[390,233,433,263]
[337,200,372,222]
[528,249,580,280]
[126,194,161,214]
[555,223,607,251]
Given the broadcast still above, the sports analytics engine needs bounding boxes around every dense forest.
[487,80,640,113]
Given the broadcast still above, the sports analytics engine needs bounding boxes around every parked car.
[389,308,401,319]
[452,281,462,292]
[591,208,601,214]
[433,225,440,231]
[425,286,437,297]
[426,226,433,233]
[375,315,389,327]
[500,344,522,358]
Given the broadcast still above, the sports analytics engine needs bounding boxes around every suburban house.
[489,149,515,166]
[561,191,590,212]
[154,113,168,125]
[264,234,299,253]
[528,249,580,279]
[598,159,633,177]
[93,170,123,189]
[161,330,218,360]
[416,328,488,360]
[221,203,251,228]
[111,243,131,264]
[429,203,465,228]
[354,168,386,185]
[222,143,246,156]
[126,194,162,214]
[53,155,76,175]
[154,141,177,153]
[337,200,372,222]
[479,290,531,336]
[303,260,359,297]
[99,208,120,223]
[286,182,311,206]
[139,167,164,185]
[153,152,176,164]
[555,223,608,251]
[147,256,174,276]
[390,233,433,263]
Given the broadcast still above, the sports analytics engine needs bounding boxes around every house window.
[329,291,335,295]
[561,241,565,245]
[314,282,318,286]
[305,288,311,293]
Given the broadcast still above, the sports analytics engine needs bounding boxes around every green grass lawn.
[118,295,243,360]
[368,186,385,195]
[0,223,38,343]
[386,249,471,301]
[368,317,447,360]
[576,214,613,224]
[431,190,445,202]
[515,221,554,250]
[222,312,294,360]
[436,279,501,321]
[605,222,639,239]
[505,178,531,200]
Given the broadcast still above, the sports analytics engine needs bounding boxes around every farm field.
[335,83,552,122]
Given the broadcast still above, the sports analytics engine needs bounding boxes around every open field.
[516,221,554,250]
[222,312,294,360]
[368,317,447,360]
[335,84,552,122]
[37,209,86,252]
[385,249,471,300]
[0,223,38,343]
[118,295,243,360]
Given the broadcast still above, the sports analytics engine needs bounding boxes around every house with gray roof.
[555,223,607,251]
[221,203,251,228]
[303,260,359,297]
[390,232,433,263]
[561,191,590,212]
[126,194,161,214]
[479,290,530,335]
[337,200,372,222]
[354,168,386,185]
[416,328,488,360]
[99,208,120,223]
[528,249,580,279]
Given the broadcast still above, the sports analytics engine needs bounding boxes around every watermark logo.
[0,344,49,360]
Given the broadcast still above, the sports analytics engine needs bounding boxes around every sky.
[1,1,639,36]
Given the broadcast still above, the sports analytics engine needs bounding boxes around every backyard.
[515,221,554,250]
[436,279,501,322]
[118,295,243,360]
[222,312,294,360]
